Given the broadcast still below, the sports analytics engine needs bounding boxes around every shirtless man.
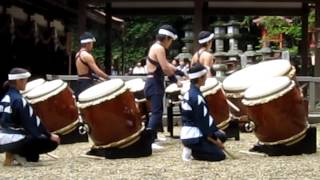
[75,32,109,97]
[144,25,184,149]
[191,31,215,77]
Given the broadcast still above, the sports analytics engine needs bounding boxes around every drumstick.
[226,99,240,112]
[239,150,267,157]
[300,83,308,90]
[80,154,105,160]
[46,153,59,159]
[207,137,238,160]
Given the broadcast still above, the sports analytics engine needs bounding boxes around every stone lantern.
[257,41,272,60]
[243,44,261,66]
[212,18,228,77]
[182,23,193,53]
[225,17,242,75]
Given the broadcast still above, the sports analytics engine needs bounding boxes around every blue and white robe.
[0,87,50,148]
[180,84,219,146]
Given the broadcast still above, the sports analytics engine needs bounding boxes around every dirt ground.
[1,124,320,180]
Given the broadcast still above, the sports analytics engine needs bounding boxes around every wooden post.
[301,3,309,76]
[66,31,72,75]
[193,0,204,52]
[314,2,320,106]
[105,1,112,75]
[203,0,209,31]
[78,0,87,36]
[315,3,320,77]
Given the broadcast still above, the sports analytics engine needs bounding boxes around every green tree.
[112,16,180,74]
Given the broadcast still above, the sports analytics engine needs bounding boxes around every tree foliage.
[112,16,180,72]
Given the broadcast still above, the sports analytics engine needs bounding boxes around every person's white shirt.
[132,64,146,74]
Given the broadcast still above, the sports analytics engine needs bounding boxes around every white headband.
[198,33,214,44]
[188,69,207,79]
[8,72,31,80]
[80,37,96,44]
[158,29,178,40]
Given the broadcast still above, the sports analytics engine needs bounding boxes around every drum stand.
[249,126,317,156]
[166,100,181,138]
[223,119,240,141]
[59,116,88,144]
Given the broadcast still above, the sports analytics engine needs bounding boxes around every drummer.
[144,25,185,149]
[191,31,215,77]
[0,68,60,166]
[75,32,109,98]
[180,63,226,161]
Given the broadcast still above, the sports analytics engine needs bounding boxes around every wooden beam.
[301,3,309,76]
[111,7,303,16]
[105,0,317,2]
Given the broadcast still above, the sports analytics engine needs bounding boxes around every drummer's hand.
[177,81,183,88]
[50,133,61,144]
[216,138,225,149]
[99,77,108,81]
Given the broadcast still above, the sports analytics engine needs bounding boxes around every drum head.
[26,79,65,99]
[200,77,219,92]
[243,76,295,106]
[78,79,125,102]
[21,78,46,95]
[125,78,145,92]
[223,59,292,93]
[165,83,180,93]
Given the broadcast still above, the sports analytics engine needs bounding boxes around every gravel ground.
[1,124,320,180]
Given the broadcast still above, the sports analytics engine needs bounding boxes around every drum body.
[125,78,150,118]
[223,59,296,119]
[201,78,230,129]
[181,78,230,130]
[78,79,143,147]
[242,77,308,144]
[26,80,78,134]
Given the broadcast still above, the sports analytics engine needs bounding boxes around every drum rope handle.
[53,120,79,135]
[91,124,145,149]
[259,124,310,146]
[216,115,232,130]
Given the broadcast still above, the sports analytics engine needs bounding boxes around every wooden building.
[0,0,319,79]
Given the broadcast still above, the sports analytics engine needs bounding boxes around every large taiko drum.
[125,78,150,118]
[223,59,296,119]
[200,78,231,130]
[21,78,46,96]
[77,79,144,148]
[242,77,308,145]
[25,79,79,135]
[180,78,231,130]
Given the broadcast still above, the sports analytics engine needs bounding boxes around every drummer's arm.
[204,54,214,77]
[156,47,176,77]
[84,54,109,80]
[13,99,51,139]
